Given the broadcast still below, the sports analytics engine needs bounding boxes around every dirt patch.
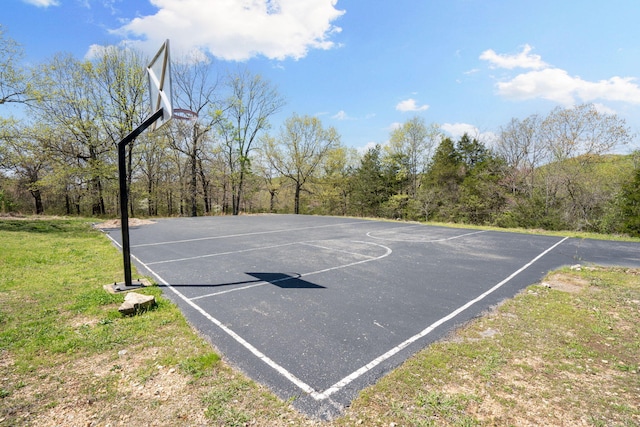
[542,272,591,293]
[0,213,26,218]
[93,218,156,229]
[0,350,14,370]
[18,348,209,427]
[18,348,318,427]
[0,214,70,220]
[67,315,101,329]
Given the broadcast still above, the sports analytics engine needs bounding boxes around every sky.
[3,0,640,153]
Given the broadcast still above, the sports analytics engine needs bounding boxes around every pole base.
[104,278,152,294]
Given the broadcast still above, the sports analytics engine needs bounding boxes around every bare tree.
[539,104,634,229]
[170,59,221,216]
[0,122,51,214]
[541,104,632,161]
[0,25,35,107]
[386,117,441,197]
[216,69,285,215]
[264,114,340,214]
[31,53,111,215]
[91,46,148,216]
[253,145,282,213]
[134,132,172,216]
[495,114,545,196]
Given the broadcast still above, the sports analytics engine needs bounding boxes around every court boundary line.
[145,242,299,265]
[366,229,487,243]
[105,231,569,402]
[314,236,569,399]
[297,241,377,259]
[191,240,391,300]
[131,220,370,248]
[146,239,379,266]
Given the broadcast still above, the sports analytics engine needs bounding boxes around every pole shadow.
[246,272,325,289]
[157,272,325,289]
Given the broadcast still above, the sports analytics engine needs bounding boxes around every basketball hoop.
[173,108,198,121]
[147,39,173,131]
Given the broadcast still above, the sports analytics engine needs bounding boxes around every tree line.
[1,27,639,236]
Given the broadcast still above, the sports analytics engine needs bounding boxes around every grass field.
[0,217,638,426]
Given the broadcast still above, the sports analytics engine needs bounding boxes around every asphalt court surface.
[104,215,640,419]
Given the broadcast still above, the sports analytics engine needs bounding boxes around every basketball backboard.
[147,39,173,131]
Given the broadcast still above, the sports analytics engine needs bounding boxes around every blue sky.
[4,0,640,152]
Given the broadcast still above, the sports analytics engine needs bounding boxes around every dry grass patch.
[338,267,640,427]
[93,218,156,229]
[0,218,314,427]
[2,218,639,426]
[542,272,592,293]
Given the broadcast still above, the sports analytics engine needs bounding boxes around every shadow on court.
[105,215,640,420]
[246,272,326,289]
[162,272,326,289]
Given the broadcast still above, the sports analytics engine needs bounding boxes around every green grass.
[352,214,640,242]
[179,352,221,378]
[0,218,307,426]
[338,266,640,426]
[1,217,638,426]
[423,219,640,242]
[1,220,124,368]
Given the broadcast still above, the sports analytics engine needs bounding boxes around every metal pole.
[117,108,164,288]
[118,141,133,287]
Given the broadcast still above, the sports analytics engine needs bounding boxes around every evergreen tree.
[350,145,391,217]
[457,133,489,171]
[621,166,640,237]
[423,137,463,221]
[458,146,507,224]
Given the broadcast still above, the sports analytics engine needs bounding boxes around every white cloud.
[332,110,350,120]
[357,141,379,155]
[442,123,479,140]
[331,110,375,121]
[112,0,345,61]
[482,45,640,107]
[85,44,107,59]
[442,123,497,145]
[395,98,429,112]
[388,122,402,131]
[592,103,617,115]
[496,68,640,106]
[21,0,59,6]
[496,68,577,105]
[479,44,548,70]
[85,42,162,62]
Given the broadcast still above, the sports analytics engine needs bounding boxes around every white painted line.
[106,232,123,249]
[129,253,320,397]
[191,281,271,300]
[191,273,302,301]
[105,232,392,400]
[298,241,377,259]
[192,241,392,299]
[148,238,378,266]
[105,230,568,402]
[367,223,423,234]
[145,242,298,265]
[103,234,318,395]
[367,229,486,243]
[301,241,391,279]
[427,230,487,242]
[131,220,368,248]
[314,236,569,400]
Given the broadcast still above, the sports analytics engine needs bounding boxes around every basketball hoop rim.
[173,108,198,121]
